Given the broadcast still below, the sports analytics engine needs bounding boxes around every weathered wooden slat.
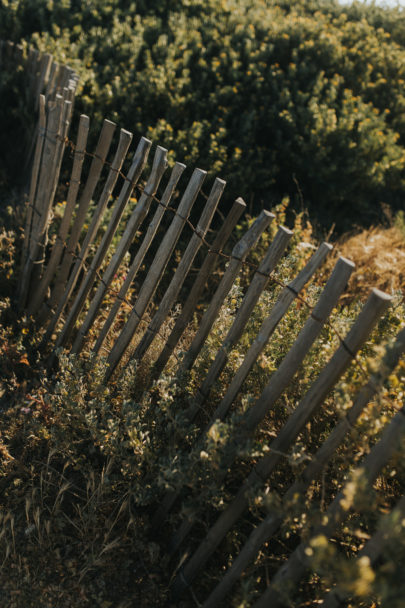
[29,97,73,292]
[21,94,46,277]
[105,168,207,381]
[29,95,64,254]
[131,177,227,365]
[166,256,354,551]
[52,128,133,349]
[27,48,40,102]
[203,326,405,607]
[64,136,153,355]
[35,52,53,108]
[89,162,187,356]
[19,94,64,310]
[184,225,293,423]
[213,242,333,422]
[60,65,74,91]
[46,118,117,315]
[171,289,391,598]
[42,118,117,341]
[29,114,90,316]
[45,61,59,102]
[53,63,69,98]
[177,209,275,375]
[151,198,246,381]
[74,146,171,355]
[151,225,294,530]
[254,399,405,608]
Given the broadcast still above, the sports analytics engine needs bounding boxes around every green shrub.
[2,0,405,229]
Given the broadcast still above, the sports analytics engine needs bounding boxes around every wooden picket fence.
[5,43,405,606]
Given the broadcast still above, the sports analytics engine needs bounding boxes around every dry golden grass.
[326,225,405,303]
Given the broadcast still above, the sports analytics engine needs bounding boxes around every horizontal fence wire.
[22,128,398,386]
[36,230,183,364]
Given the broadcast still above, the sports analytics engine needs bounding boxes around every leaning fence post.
[44,118,117,320]
[177,208,275,375]
[130,177,227,365]
[214,241,333,422]
[165,255,355,552]
[41,118,117,342]
[184,225,293,422]
[105,167,207,381]
[70,145,170,355]
[51,128,133,349]
[89,160,185,356]
[19,94,64,310]
[57,135,152,354]
[20,93,46,278]
[28,97,73,293]
[253,400,405,608]
[151,197,246,381]
[29,114,90,317]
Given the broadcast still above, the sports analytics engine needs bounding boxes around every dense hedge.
[1,0,405,229]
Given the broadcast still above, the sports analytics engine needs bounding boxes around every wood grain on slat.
[29,97,73,292]
[74,146,170,355]
[177,209,275,375]
[19,95,64,310]
[20,94,46,280]
[52,128,133,349]
[151,197,246,381]
[29,114,90,316]
[105,168,207,380]
[131,177,227,365]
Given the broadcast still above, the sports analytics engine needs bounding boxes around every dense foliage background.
[2,0,405,229]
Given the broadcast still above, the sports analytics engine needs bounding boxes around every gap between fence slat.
[130,176,227,366]
[73,145,171,356]
[177,208,275,376]
[215,241,333,422]
[41,118,117,342]
[30,114,90,317]
[104,167,207,381]
[165,254,353,551]
[253,377,404,608]
[66,135,153,355]
[151,197,246,383]
[184,224,293,423]
[51,127,133,349]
